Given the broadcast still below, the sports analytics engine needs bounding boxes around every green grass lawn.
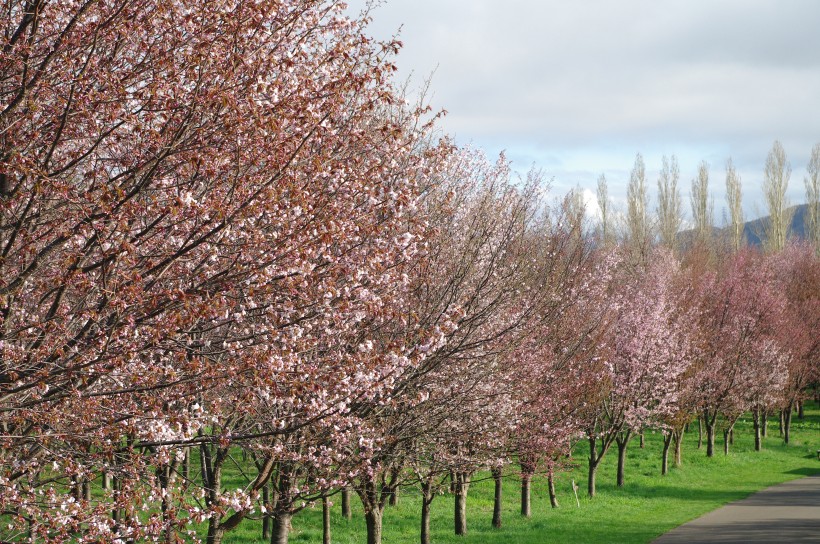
[224,403,820,543]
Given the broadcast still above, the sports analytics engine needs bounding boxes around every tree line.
[0,2,817,544]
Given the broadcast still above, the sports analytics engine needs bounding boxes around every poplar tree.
[690,160,714,246]
[805,143,820,250]
[762,140,793,252]
[657,155,682,251]
[725,158,745,252]
[597,174,613,246]
[626,154,651,262]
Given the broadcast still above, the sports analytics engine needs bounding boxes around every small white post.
[571,479,580,507]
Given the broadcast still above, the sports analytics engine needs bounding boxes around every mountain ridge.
[678,203,810,248]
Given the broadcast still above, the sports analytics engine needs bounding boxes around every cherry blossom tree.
[656,269,700,474]
[323,149,540,544]
[406,352,519,543]
[0,1,447,541]
[511,201,615,513]
[690,249,788,457]
[769,244,820,444]
[584,248,692,495]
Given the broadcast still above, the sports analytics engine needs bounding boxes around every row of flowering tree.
[1,2,818,544]
[577,242,817,500]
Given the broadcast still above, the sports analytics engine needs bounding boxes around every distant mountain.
[742,204,807,247]
[679,203,810,249]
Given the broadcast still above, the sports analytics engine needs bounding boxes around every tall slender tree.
[597,174,614,246]
[805,143,820,250]
[691,160,714,247]
[657,155,682,251]
[725,158,745,252]
[626,154,651,262]
[762,140,793,252]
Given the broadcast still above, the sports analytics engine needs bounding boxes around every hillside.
[679,203,810,248]
[742,203,808,246]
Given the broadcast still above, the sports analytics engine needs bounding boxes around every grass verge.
[224,402,820,543]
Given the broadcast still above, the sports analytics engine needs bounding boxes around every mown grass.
[223,402,820,543]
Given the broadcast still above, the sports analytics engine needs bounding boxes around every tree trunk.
[753,407,762,451]
[159,460,180,544]
[697,417,703,449]
[103,471,111,491]
[454,473,470,535]
[262,485,271,539]
[204,447,225,544]
[268,463,294,544]
[365,508,383,544]
[71,479,81,501]
[520,473,531,517]
[547,469,559,508]
[616,438,628,487]
[271,513,291,544]
[207,525,224,544]
[341,487,352,519]
[388,487,399,506]
[588,460,597,498]
[779,409,785,437]
[639,432,645,449]
[705,420,715,457]
[112,474,121,527]
[729,427,734,445]
[762,407,768,437]
[723,428,730,455]
[661,432,673,475]
[783,404,793,444]
[183,448,191,481]
[673,429,683,467]
[322,496,331,544]
[797,400,804,419]
[491,468,503,529]
[421,482,434,544]
[356,475,385,544]
[588,436,598,498]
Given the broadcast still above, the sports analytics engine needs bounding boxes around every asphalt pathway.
[653,473,820,543]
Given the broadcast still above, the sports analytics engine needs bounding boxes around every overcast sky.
[344,0,820,221]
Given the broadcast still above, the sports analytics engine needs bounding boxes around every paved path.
[653,474,820,543]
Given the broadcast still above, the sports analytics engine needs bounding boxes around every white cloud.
[345,0,820,217]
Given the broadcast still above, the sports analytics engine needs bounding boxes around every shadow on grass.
[786,467,820,476]
[428,517,667,544]
[616,468,820,506]
[617,483,752,503]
